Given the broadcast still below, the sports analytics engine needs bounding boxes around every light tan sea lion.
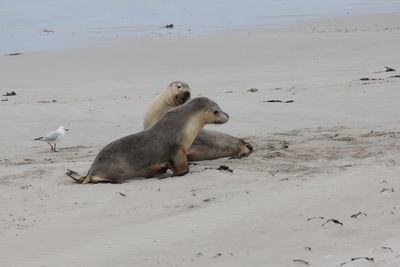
[143,82,253,161]
[143,81,191,129]
[66,97,229,184]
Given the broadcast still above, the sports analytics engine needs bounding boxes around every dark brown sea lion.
[66,97,229,183]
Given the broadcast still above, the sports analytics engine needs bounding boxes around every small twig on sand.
[263,99,282,102]
[359,77,382,81]
[260,99,294,103]
[293,258,309,265]
[339,257,374,266]
[380,187,395,193]
[306,216,325,221]
[373,246,394,253]
[321,218,343,227]
[350,212,367,219]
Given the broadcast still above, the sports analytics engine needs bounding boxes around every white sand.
[1,13,400,267]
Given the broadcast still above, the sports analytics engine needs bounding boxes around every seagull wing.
[42,131,62,142]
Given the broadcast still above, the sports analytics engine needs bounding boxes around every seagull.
[34,126,69,152]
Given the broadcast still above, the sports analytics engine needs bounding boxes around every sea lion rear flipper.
[230,140,253,159]
[65,169,86,183]
[82,176,115,184]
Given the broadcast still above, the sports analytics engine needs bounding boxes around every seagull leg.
[47,143,54,152]
[54,143,58,152]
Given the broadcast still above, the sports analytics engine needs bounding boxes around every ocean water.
[1,0,399,53]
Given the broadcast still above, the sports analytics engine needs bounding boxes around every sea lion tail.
[65,169,86,183]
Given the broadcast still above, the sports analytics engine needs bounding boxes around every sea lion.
[143,81,191,129]
[66,97,229,184]
[143,82,253,161]
[186,129,252,161]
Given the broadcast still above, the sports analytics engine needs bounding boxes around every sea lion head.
[190,97,229,125]
[167,81,191,106]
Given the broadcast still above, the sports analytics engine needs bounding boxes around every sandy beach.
[1,10,400,267]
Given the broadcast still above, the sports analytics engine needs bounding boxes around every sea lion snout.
[213,110,229,124]
[175,90,191,105]
[222,111,229,120]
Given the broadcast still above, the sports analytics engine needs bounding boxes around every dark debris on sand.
[339,257,374,267]
[350,212,367,219]
[385,66,396,72]
[217,165,233,173]
[321,218,343,227]
[360,77,382,81]
[261,99,294,103]
[3,91,16,96]
[247,88,258,93]
[5,53,22,56]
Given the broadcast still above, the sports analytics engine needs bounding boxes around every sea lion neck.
[163,98,176,109]
[180,111,207,151]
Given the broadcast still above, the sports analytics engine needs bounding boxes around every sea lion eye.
[213,110,220,115]
[177,85,181,89]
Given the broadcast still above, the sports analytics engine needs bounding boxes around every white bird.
[34,126,69,152]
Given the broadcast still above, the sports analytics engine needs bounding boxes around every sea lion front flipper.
[169,149,189,176]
